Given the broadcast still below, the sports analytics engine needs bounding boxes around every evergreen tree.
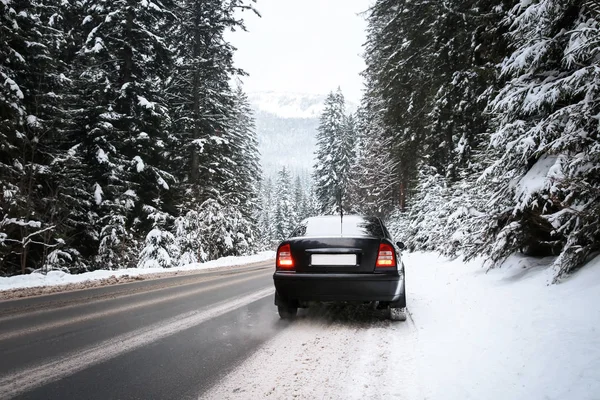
[363,0,509,209]
[0,0,77,274]
[474,0,600,280]
[0,0,263,275]
[255,177,275,250]
[346,104,396,218]
[192,196,254,261]
[138,227,179,269]
[293,175,307,223]
[363,0,437,208]
[313,88,354,214]
[167,0,255,206]
[72,0,176,269]
[274,167,296,241]
[225,86,261,222]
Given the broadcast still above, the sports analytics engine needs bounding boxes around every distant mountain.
[253,109,319,176]
[249,91,357,177]
[248,91,327,119]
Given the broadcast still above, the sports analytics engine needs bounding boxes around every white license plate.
[311,254,356,266]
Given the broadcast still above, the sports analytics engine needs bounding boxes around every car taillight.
[376,243,396,267]
[277,244,294,269]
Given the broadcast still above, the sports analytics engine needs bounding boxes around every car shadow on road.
[294,303,392,328]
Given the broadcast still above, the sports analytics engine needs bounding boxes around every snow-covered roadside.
[202,252,600,400]
[0,252,275,295]
[407,251,600,400]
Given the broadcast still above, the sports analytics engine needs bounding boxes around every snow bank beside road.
[406,251,600,400]
[204,251,600,400]
[0,251,275,293]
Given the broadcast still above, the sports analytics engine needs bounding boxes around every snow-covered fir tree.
[313,88,355,214]
[274,167,297,241]
[254,169,315,249]
[166,0,255,204]
[364,0,600,280]
[0,0,78,274]
[346,104,396,218]
[362,0,436,207]
[0,0,262,275]
[225,86,261,223]
[255,177,276,249]
[71,0,177,269]
[362,0,509,208]
[473,0,600,280]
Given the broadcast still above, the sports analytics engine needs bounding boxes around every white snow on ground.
[202,251,600,400]
[0,251,275,292]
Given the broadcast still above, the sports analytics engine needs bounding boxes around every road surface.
[0,262,279,399]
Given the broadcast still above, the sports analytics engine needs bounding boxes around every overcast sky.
[228,0,371,103]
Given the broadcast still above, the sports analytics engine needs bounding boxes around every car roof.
[294,215,385,238]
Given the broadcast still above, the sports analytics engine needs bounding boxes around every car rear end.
[273,215,406,319]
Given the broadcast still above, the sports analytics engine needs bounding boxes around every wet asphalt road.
[0,262,282,399]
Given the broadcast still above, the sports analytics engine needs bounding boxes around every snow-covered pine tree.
[162,1,261,263]
[1,0,30,274]
[302,176,317,220]
[362,0,514,261]
[138,227,179,269]
[36,0,98,273]
[293,174,309,223]
[0,0,80,274]
[274,167,296,241]
[346,103,396,218]
[255,177,275,250]
[313,88,354,214]
[166,0,256,208]
[363,0,509,210]
[0,0,263,274]
[225,86,261,226]
[191,197,254,261]
[476,0,600,280]
[73,0,176,269]
[363,0,437,208]
[425,0,509,181]
[173,210,203,265]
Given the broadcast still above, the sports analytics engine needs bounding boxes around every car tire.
[389,307,407,321]
[278,304,298,320]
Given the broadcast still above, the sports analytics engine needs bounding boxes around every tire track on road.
[0,263,272,318]
[0,287,275,399]
[0,269,273,342]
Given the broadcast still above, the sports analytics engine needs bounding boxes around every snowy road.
[1,253,598,399]
[0,262,280,399]
[201,305,422,400]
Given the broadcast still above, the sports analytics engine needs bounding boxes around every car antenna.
[338,188,343,236]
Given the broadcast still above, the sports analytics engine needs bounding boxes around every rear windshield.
[291,216,384,238]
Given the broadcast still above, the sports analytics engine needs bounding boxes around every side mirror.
[396,241,405,250]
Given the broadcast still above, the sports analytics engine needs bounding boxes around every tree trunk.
[190,13,202,184]
[399,181,406,211]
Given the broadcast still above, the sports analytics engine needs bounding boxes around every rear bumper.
[273,272,404,303]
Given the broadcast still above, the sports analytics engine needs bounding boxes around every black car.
[273,215,406,321]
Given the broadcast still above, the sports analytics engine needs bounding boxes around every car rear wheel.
[389,307,407,321]
[277,304,298,320]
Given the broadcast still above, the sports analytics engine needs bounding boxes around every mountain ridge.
[248,91,358,119]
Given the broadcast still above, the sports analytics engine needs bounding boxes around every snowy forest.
[0,0,263,276]
[2,0,599,281]
[312,0,600,281]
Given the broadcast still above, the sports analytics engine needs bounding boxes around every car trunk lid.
[290,237,382,273]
